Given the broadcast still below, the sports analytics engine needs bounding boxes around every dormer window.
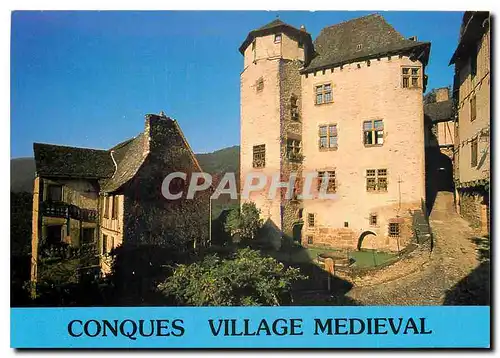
[274,33,282,43]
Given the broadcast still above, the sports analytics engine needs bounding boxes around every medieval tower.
[240,14,430,252]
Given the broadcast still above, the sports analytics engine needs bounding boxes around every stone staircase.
[412,209,432,245]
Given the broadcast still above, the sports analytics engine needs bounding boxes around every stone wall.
[455,25,490,184]
[280,59,303,238]
[240,58,281,231]
[123,116,209,250]
[459,189,488,232]
[300,55,426,252]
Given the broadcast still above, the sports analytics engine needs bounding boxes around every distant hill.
[10,158,36,193]
[10,146,240,194]
[195,145,240,176]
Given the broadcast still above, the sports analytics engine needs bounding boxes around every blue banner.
[11,306,490,348]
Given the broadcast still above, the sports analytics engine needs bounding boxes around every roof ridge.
[322,13,381,31]
[109,133,141,151]
[33,142,108,152]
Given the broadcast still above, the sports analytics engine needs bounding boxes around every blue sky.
[11,10,463,158]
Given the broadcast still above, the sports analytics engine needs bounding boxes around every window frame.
[366,168,388,192]
[317,170,336,193]
[369,213,378,227]
[471,137,478,167]
[318,123,338,150]
[363,119,384,146]
[286,138,302,161]
[46,184,63,202]
[388,222,400,238]
[307,213,315,228]
[307,235,313,245]
[252,144,266,168]
[401,66,421,89]
[274,33,282,44]
[314,82,333,105]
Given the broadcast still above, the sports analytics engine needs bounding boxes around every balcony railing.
[41,202,98,223]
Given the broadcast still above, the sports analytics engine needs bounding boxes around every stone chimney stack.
[144,112,174,155]
[435,87,449,102]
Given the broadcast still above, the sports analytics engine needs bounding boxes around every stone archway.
[357,230,377,250]
[292,221,303,244]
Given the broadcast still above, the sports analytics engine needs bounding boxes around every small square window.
[274,34,282,43]
[389,223,400,237]
[369,214,378,226]
[344,221,349,228]
[402,67,420,88]
[307,236,313,244]
[366,168,388,192]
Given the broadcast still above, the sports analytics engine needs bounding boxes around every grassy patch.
[349,250,397,268]
[267,245,397,268]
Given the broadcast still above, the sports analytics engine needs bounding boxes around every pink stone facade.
[240,17,427,252]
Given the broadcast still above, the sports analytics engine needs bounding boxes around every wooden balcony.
[41,201,98,223]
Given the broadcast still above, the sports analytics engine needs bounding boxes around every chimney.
[435,87,449,102]
[408,36,418,41]
[144,112,175,155]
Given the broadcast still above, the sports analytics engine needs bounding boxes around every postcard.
[10,10,491,349]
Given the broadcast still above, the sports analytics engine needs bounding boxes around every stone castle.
[239,14,431,251]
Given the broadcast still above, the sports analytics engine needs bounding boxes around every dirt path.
[344,192,483,305]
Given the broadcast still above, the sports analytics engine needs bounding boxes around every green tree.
[158,248,305,306]
[224,202,263,243]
